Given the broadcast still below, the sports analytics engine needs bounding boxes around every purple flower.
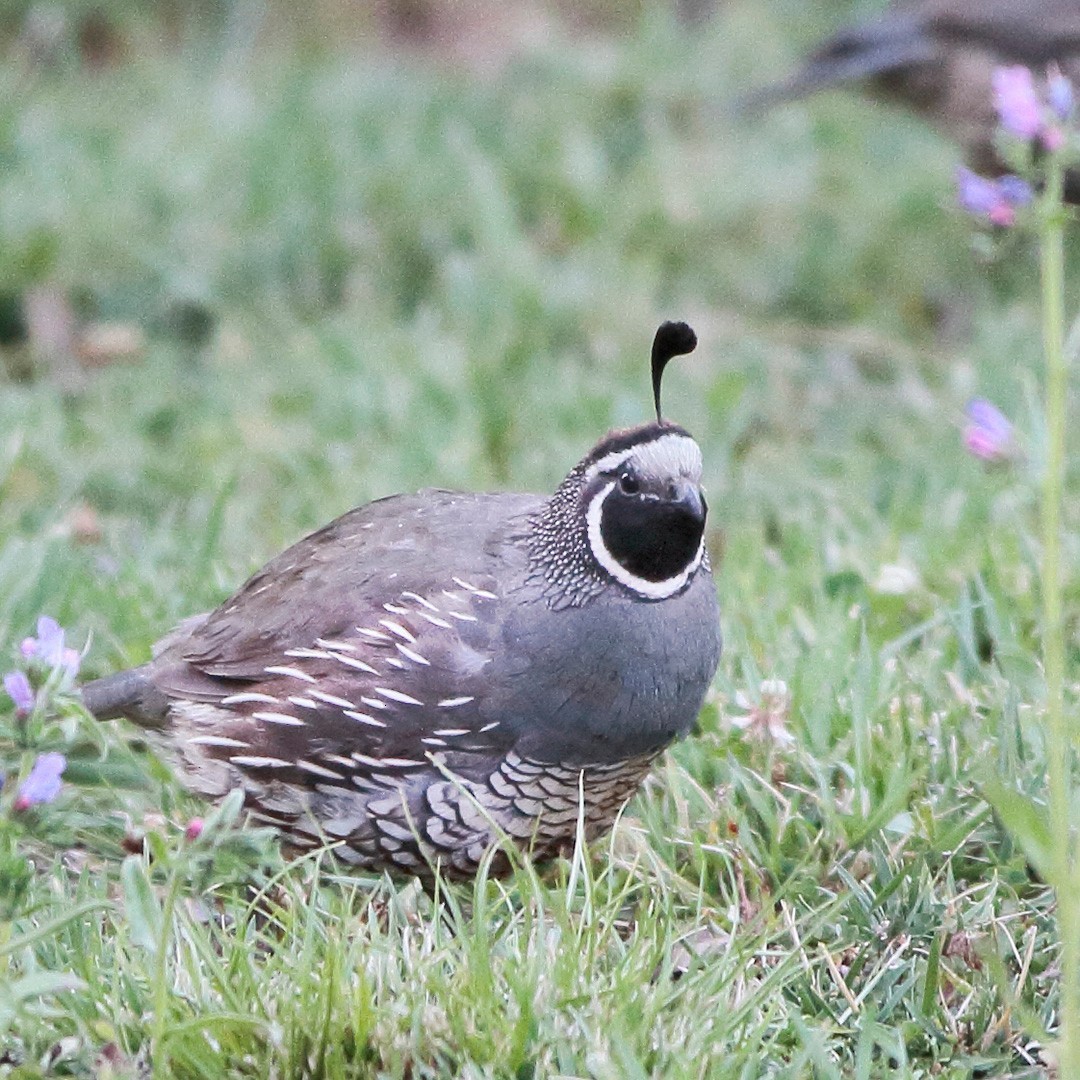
[14,752,66,810]
[957,167,1002,215]
[1048,64,1075,122]
[993,66,1043,140]
[956,168,1030,227]
[21,616,80,679]
[4,671,34,715]
[34,616,68,667]
[964,398,1015,462]
[997,175,1034,208]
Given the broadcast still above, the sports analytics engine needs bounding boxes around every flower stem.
[1039,156,1078,1073]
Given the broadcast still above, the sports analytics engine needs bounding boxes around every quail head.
[745,0,1080,201]
[82,322,722,879]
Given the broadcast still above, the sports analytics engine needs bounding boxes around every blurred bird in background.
[746,0,1080,200]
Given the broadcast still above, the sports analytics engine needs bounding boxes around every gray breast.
[493,564,722,764]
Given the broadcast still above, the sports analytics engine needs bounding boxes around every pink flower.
[991,64,1076,152]
[729,679,794,745]
[993,66,1043,139]
[185,818,205,841]
[13,752,66,810]
[1042,126,1066,153]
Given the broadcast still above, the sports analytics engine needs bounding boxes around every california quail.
[82,323,722,879]
[746,0,1080,200]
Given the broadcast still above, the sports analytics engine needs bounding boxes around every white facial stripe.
[585,481,706,599]
[584,433,703,487]
[585,448,636,480]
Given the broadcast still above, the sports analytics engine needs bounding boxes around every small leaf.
[981,779,1054,880]
[0,973,79,1034]
[0,899,111,958]
[4,969,86,1003]
[60,755,151,790]
[144,830,170,865]
[921,931,943,1018]
[824,570,864,600]
[200,786,246,836]
[0,853,32,921]
[120,855,163,954]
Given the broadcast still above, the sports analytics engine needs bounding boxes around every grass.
[0,1,1074,1075]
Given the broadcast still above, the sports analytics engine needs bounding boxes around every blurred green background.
[1,0,1044,666]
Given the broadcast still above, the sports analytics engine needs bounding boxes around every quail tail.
[81,666,169,728]
[739,16,934,113]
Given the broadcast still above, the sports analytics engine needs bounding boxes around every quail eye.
[619,473,640,495]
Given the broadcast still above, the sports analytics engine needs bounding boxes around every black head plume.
[651,321,697,423]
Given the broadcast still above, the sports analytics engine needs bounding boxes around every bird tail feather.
[81,667,167,728]
[738,15,936,114]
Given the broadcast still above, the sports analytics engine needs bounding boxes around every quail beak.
[670,480,706,525]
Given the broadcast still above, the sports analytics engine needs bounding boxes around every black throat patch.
[598,490,706,583]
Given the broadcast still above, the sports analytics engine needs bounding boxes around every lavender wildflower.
[990,64,1077,153]
[964,398,1015,462]
[956,167,1032,227]
[1048,64,1075,122]
[3,671,34,715]
[13,752,66,810]
[23,616,63,660]
[21,615,81,679]
[956,167,1004,215]
[997,175,1034,208]
[993,66,1043,140]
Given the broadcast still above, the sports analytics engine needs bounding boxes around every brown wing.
[176,491,536,678]
[148,489,541,772]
